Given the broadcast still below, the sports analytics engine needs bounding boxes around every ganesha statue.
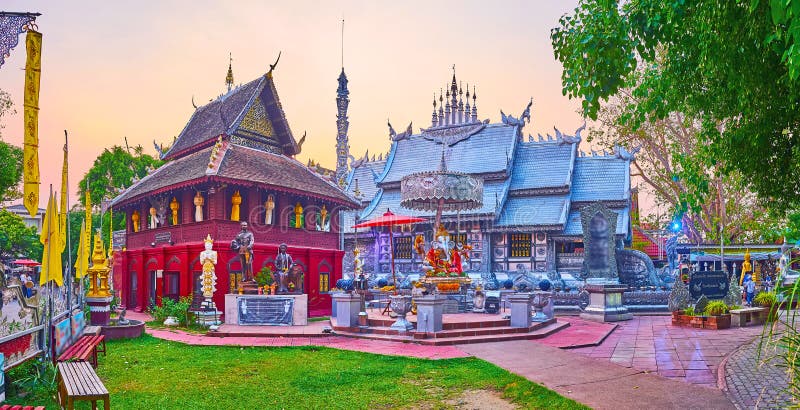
[415,225,471,277]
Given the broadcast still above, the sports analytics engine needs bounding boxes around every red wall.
[119,242,342,318]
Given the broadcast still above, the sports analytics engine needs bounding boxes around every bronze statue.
[231,222,255,282]
[274,243,294,292]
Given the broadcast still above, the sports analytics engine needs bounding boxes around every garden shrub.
[704,300,729,316]
[754,291,777,308]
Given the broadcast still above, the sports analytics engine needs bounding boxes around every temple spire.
[335,66,350,187]
[225,53,234,92]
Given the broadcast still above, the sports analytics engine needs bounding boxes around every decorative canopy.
[0,12,39,69]
[400,170,483,212]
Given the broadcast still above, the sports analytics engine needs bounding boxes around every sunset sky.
[0,1,641,212]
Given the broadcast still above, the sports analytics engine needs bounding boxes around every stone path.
[460,340,735,410]
[723,334,793,409]
[569,316,762,387]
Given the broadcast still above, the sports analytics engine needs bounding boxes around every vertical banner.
[23,30,42,217]
[60,141,68,251]
[85,189,92,256]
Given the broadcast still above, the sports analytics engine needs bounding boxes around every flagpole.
[44,185,53,361]
[63,131,73,319]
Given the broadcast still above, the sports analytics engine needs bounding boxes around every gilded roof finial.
[226,53,234,92]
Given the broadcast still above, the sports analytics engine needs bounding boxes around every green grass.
[5,335,587,409]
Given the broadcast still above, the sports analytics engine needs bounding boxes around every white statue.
[199,234,218,299]
[149,207,159,229]
[194,192,204,222]
[265,194,275,225]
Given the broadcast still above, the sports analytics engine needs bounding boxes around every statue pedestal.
[509,293,533,328]
[414,295,447,333]
[580,282,632,322]
[224,294,307,326]
[86,296,113,326]
[331,293,361,328]
[196,299,221,328]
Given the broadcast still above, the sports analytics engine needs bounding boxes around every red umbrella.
[13,259,41,267]
[353,209,426,292]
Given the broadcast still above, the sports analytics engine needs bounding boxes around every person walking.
[745,277,756,306]
[765,274,773,293]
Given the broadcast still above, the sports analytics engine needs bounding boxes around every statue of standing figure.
[231,222,255,282]
[200,234,218,299]
[274,243,295,292]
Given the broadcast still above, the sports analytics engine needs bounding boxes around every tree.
[0,209,42,262]
[78,145,162,208]
[589,88,784,243]
[551,1,800,211]
[0,89,23,203]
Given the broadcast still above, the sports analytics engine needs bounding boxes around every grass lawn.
[6,335,587,409]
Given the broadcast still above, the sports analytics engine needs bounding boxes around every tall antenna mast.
[341,18,345,69]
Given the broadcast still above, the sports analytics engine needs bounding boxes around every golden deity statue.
[231,190,242,221]
[170,197,180,225]
[131,210,140,232]
[292,202,304,228]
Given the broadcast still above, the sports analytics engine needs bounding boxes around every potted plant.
[256,267,274,289]
[703,300,731,329]
[754,291,778,322]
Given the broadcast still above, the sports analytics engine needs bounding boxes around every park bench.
[56,361,109,410]
[56,335,106,368]
[730,307,767,327]
[0,405,46,410]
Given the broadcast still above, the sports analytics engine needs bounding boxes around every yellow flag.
[59,142,68,251]
[85,189,91,264]
[40,190,64,287]
[74,219,87,278]
[22,30,42,218]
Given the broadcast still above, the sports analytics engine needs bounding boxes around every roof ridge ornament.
[267,51,282,78]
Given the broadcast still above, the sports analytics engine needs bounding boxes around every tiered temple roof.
[343,72,631,237]
[113,68,356,208]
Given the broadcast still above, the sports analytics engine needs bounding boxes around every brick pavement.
[723,335,793,409]
[569,316,763,387]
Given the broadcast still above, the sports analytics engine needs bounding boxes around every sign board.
[689,270,729,300]
[154,232,172,245]
[237,297,294,326]
[112,230,126,250]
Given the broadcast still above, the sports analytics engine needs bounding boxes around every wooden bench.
[56,335,106,368]
[56,361,109,410]
[0,405,46,410]
[730,307,768,327]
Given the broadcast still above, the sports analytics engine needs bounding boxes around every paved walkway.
[460,340,735,410]
[568,316,762,387]
[723,333,793,409]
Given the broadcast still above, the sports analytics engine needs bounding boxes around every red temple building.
[111,63,357,317]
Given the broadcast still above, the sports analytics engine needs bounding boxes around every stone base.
[414,295,447,333]
[86,295,113,326]
[332,292,362,328]
[580,283,632,322]
[224,293,308,326]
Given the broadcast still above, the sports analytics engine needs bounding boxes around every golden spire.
[226,53,234,92]
[91,231,106,267]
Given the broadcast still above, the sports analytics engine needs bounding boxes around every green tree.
[551,0,800,211]
[0,210,42,261]
[0,89,23,203]
[78,145,162,208]
[590,87,784,243]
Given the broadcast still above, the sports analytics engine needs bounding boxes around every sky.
[0,1,639,213]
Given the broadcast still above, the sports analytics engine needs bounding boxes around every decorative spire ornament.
[225,53,234,92]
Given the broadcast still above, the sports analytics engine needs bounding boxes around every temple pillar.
[247,187,260,225]
[181,191,193,224]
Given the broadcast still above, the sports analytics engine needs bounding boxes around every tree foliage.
[551,0,800,211]
[0,210,42,262]
[0,89,23,203]
[78,145,162,207]
[590,88,784,243]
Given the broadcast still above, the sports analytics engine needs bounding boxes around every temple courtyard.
[5,311,785,409]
